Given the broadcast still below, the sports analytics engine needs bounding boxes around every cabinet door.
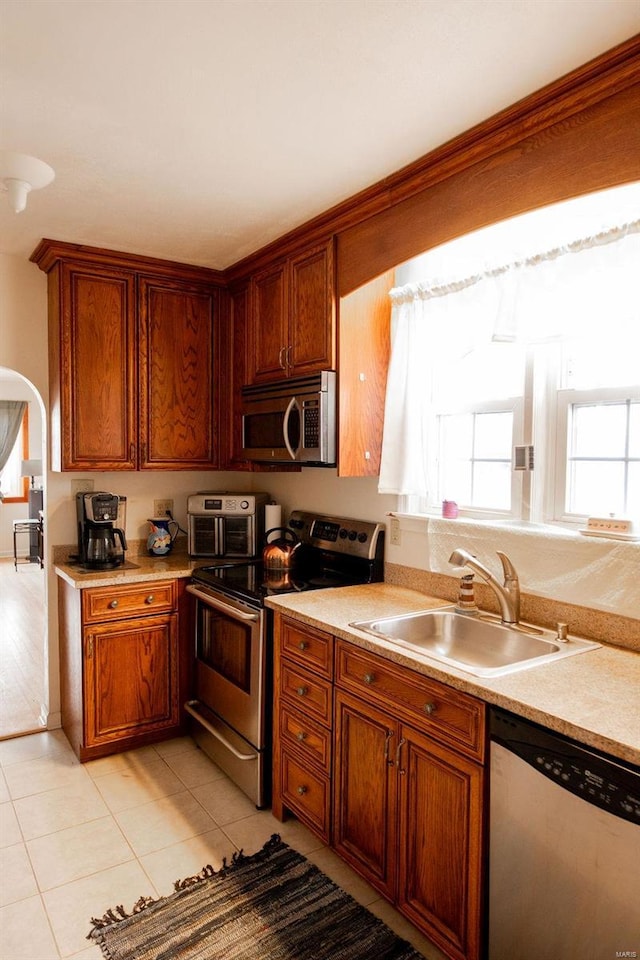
[56,263,137,470]
[218,283,252,470]
[138,276,218,468]
[333,690,398,900]
[84,614,179,747]
[289,240,335,376]
[397,724,484,960]
[250,262,288,382]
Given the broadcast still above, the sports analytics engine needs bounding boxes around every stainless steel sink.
[349,607,600,677]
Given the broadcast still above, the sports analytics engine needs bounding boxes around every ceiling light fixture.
[0,151,55,213]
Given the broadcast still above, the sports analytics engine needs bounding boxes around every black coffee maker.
[76,492,127,569]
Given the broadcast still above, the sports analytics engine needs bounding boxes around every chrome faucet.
[448,548,520,625]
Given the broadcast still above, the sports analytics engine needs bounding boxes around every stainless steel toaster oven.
[187,492,270,558]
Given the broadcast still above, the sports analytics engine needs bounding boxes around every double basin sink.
[350,607,600,678]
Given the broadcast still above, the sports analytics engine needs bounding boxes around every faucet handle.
[496,551,519,583]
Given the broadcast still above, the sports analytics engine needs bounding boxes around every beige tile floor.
[0,730,447,960]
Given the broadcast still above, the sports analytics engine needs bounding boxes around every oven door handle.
[186,584,260,621]
[185,701,257,762]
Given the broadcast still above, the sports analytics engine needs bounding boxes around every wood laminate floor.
[0,557,46,740]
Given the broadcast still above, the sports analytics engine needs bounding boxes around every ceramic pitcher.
[147,517,179,556]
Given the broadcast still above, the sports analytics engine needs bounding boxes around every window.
[379,185,640,527]
[0,405,29,503]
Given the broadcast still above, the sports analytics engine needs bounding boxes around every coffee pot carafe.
[76,492,127,569]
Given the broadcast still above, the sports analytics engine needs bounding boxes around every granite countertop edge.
[53,552,201,587]
[264,583,640,768]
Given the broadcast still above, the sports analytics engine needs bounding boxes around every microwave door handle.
[283,395,300,460]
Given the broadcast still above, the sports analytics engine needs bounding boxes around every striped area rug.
[87,834,425,959]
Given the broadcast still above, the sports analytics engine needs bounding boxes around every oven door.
[186,583,265,747]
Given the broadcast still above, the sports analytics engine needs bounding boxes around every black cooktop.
[191,510,385,606]
[191,554,375,605]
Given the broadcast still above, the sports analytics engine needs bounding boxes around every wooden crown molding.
[225,34,640,284]
[30,238,226,285]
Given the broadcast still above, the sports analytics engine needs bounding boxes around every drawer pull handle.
[108,599,119,609]
[424,702,437,715]
[296,686,308,697]
[145,595,155,604]
[296,731,307,742]
[297,785,307,796]
[363,672,375,685]
[298,641,308,650]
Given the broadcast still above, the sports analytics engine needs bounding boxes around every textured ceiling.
[1,0,639,270]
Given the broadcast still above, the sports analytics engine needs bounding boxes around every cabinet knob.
[108,599,119,609]
[424,701,437,715]
[145,595,155,604]
[297,785,307,796]
[363,672,375,685]
[296,686,308,697]
[298,641,308,650]
[296,731,307,742]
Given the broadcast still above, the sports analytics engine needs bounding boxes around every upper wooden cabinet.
[138,275,218,469]
[249,239,335,383]
[32,240,223,471]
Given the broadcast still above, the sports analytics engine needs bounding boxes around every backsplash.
[385,562,640,653]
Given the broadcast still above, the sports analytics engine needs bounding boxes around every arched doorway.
[0,367,48,738]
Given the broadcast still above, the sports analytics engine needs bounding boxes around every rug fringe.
[87,833,282,939]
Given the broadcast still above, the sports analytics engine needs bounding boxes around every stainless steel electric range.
[185,510,385,807]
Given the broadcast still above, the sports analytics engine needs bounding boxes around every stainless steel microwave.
[241,371,336,466]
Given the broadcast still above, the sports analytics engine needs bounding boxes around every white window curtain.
[378,221,640,498]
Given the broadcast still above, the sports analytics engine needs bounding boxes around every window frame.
[553,386,640,523]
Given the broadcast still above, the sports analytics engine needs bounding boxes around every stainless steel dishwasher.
[489,708,640,960]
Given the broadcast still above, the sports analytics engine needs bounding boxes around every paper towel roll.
[265,504,282,542]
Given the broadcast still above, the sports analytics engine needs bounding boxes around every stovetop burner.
[191,509,385,607]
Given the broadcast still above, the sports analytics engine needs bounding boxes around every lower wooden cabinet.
[272,614,487,960]
[272,617,334,843]
[58,577,189,761]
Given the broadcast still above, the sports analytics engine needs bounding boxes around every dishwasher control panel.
[491,708,640,825]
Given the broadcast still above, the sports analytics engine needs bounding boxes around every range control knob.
[357,532,368,543]
[348,530,357,541]
[339,528,348,539]
[240,500,249,509]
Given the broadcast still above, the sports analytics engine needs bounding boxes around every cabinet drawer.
[280,749,330,841]
[82,580,177,623]
[281,619,333,679]
[279,705,331,773]
[281,662,332,727]
[336,641,485,762]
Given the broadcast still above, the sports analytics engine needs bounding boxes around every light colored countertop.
[54,550,204,588]
[265,583,640,767]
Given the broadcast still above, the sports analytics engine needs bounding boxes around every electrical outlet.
[153,498,174,517]
[390,518,401,546]
[71,479,94,496]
